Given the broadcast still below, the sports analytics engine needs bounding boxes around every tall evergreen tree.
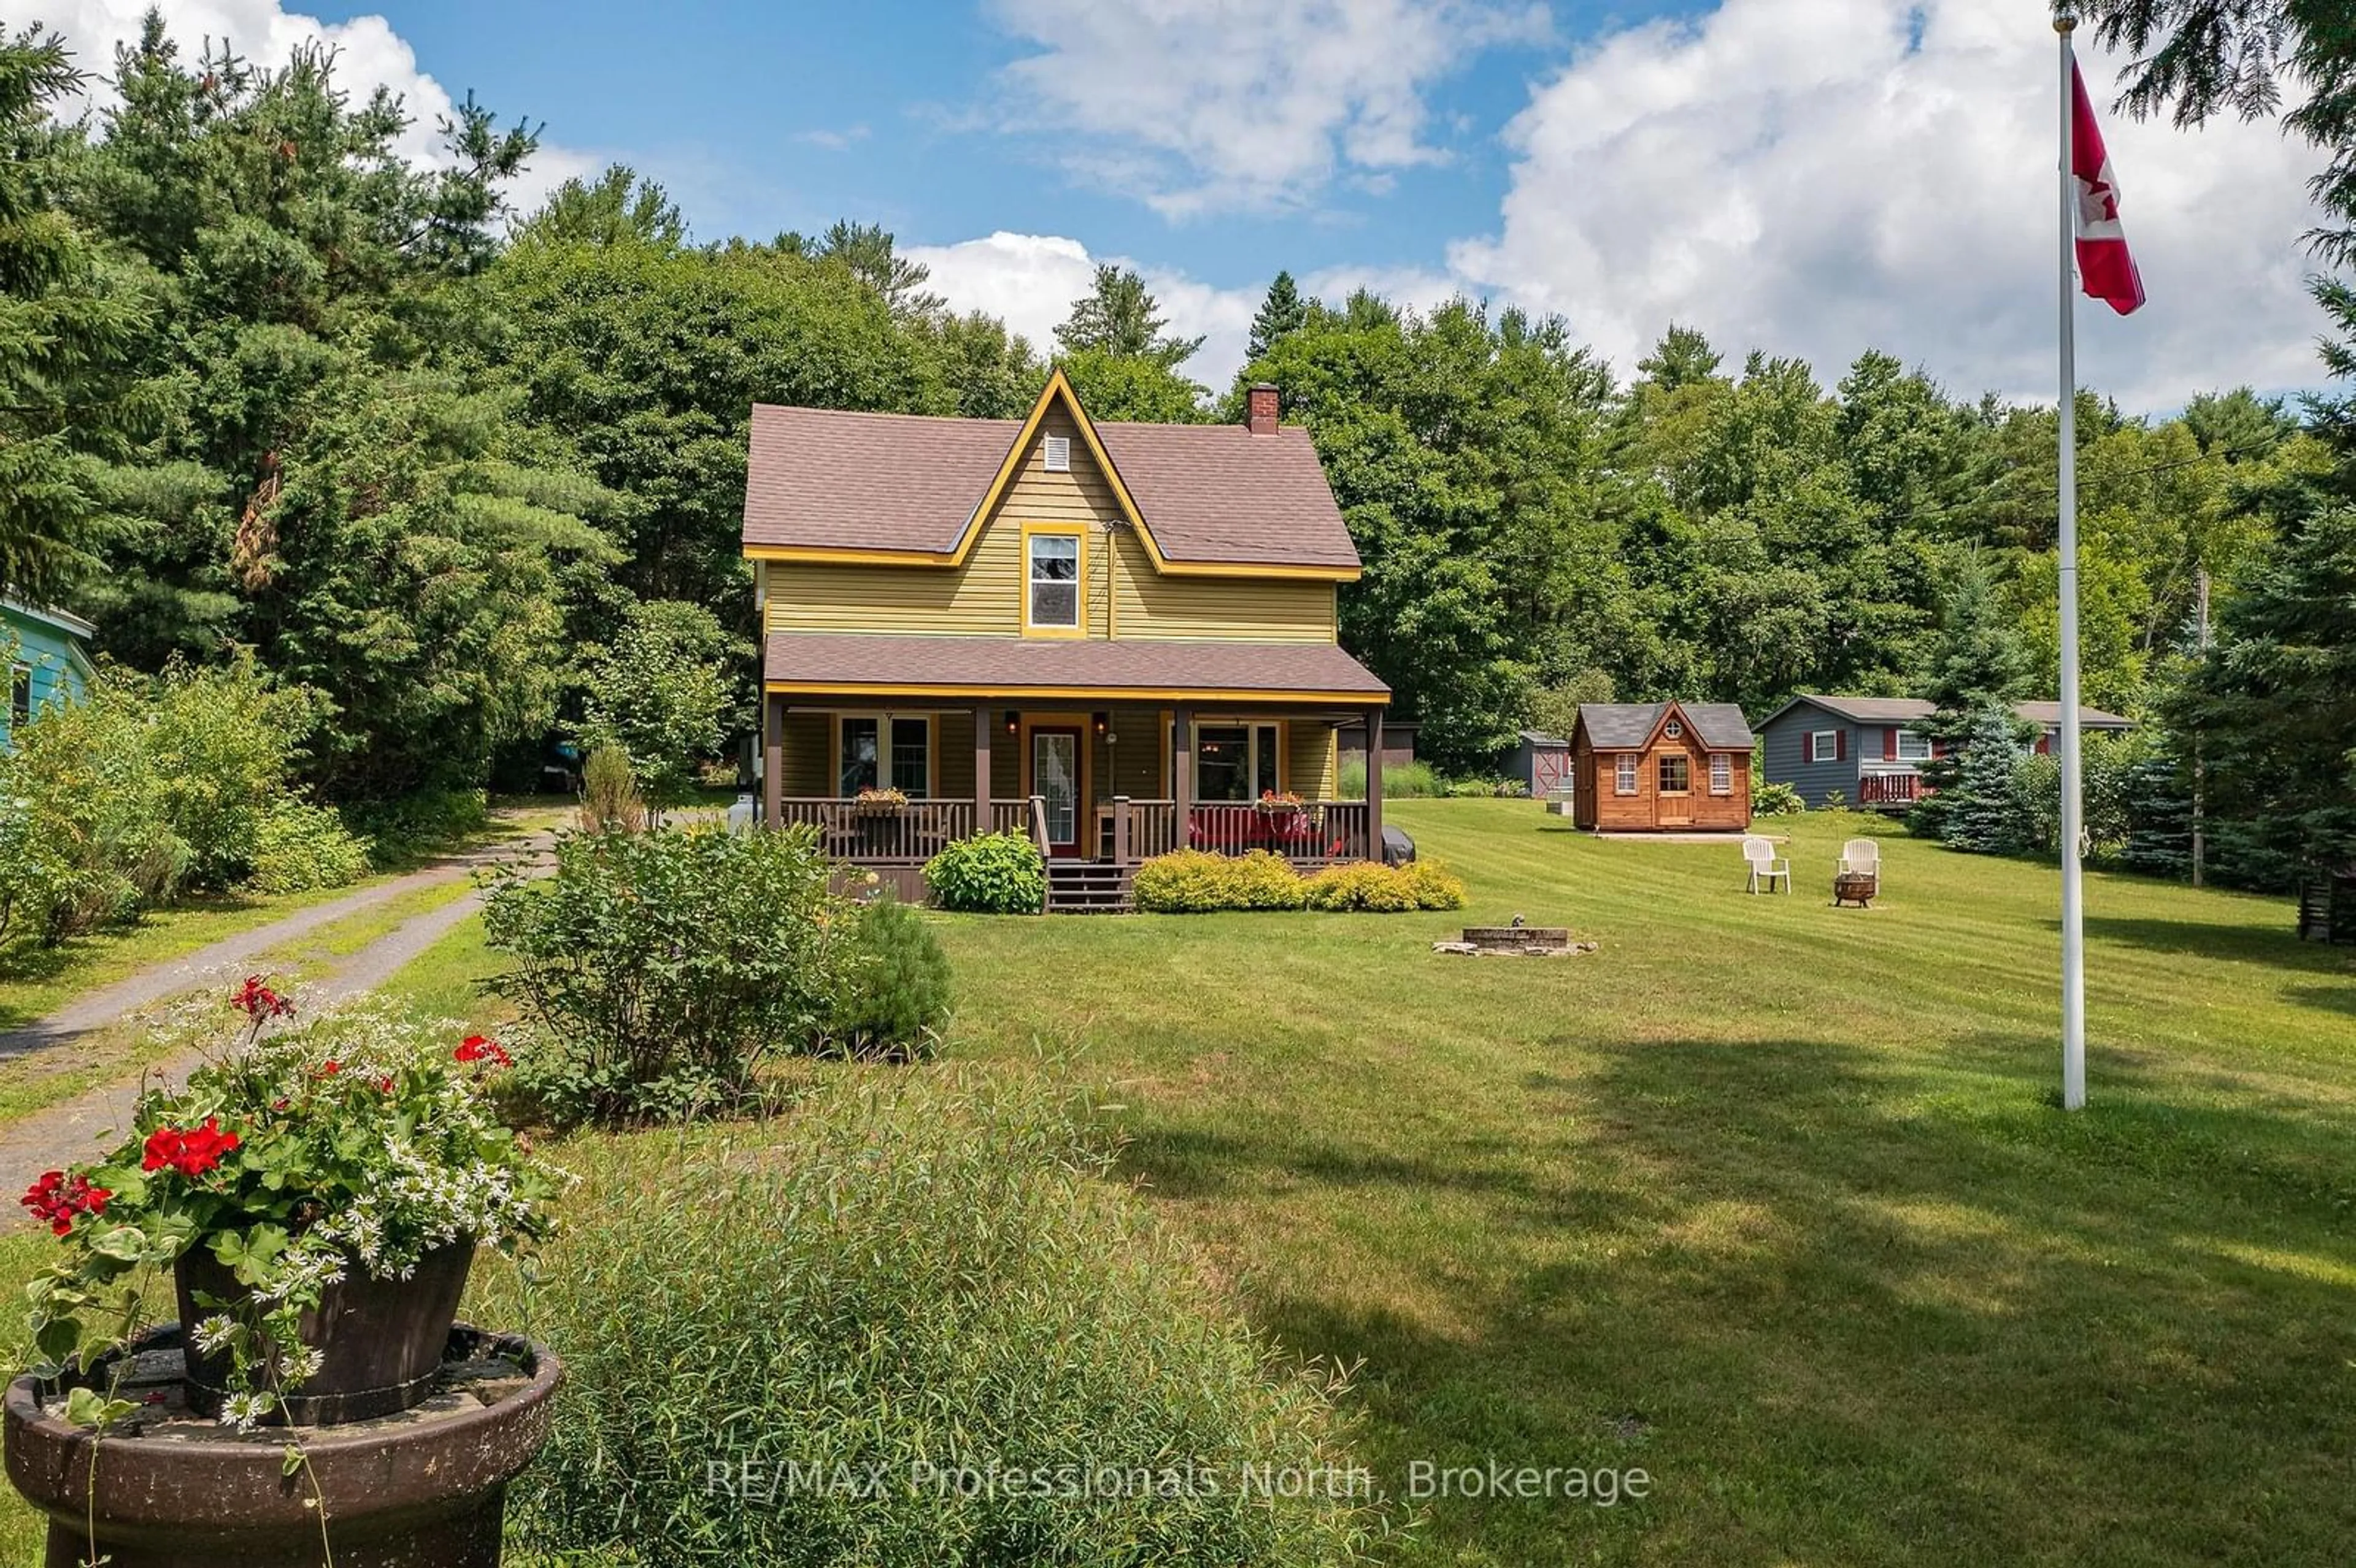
[1247,270,1307,361]
[1940,705,2028,855]
[0,26,160,595]
[1055,264,1203,366]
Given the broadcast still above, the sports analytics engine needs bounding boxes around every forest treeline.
[4,11,2350,886]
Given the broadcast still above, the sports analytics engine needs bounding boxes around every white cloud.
[984,0,1550,217]
[909,231,1458,390]
[1447,0,2331,407]
[39,0,596,219]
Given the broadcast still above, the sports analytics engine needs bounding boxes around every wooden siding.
[763,410,1339,644]
[1108,527,1334,642]
[1,605,91,749]
[1287,721,1338,798]
[779,712,830,796]
[1571,731,1751,832]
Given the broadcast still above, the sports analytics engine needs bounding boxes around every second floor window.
[1027,531,1080,631]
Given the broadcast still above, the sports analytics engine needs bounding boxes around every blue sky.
[46,1,2337,409]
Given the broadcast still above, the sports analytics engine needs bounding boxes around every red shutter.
[1884,726,1898,761]
[1835,730,1849,763]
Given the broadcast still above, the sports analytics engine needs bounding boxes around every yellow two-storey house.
[744,370,1393,910]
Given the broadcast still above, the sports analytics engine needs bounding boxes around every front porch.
[761,697,1390,909]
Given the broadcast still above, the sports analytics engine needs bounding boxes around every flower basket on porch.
[1253,790,1304,814]
[853,786,910,818]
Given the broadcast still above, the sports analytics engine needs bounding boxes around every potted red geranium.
[21,978,564,1430]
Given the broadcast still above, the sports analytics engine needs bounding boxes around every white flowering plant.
[21,980,566,1429]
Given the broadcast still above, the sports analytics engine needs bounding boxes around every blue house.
[1757,695,2134,810]
[1,596,96,749]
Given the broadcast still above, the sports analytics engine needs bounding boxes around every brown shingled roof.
[764,632,1388,699]
[741,385,1360,571]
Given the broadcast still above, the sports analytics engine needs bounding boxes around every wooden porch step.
[1045,861,1133,915]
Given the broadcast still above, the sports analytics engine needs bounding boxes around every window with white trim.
[1895,729,1934,762]
[1026,532,1080,630]
[1614,755,1638,796]
[1807,729,1841,764]
[1710,753,1732,795]
[838,715,931,795]
[1196,722,1280,802]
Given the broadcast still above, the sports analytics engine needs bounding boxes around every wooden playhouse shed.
[1567,701,1755,832]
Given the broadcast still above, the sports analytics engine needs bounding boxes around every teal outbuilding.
[1,596,96,749]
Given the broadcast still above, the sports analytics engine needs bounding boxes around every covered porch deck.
[757,634,1392,905]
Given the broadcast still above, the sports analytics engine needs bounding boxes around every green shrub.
[245,800,372,893]
[482,824,849,1124]
[1752,780,1804,817]
[924,830,1045,913]
[820,893,952,1058]
[1132,848,1306,913]
[576,745,647,834]
[483,1073,1388,1567]
[142,656,328,890]
[345,786,492,865]
[1303,861,1419,912]
[1400,858,1469,910]
[0,670,189,944]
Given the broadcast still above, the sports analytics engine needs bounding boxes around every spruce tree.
[1247,271,1307,361]
[1939,705,2028,855]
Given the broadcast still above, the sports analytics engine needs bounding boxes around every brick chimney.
[1246,382,1280,436]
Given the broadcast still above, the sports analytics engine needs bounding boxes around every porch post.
[1365,705,1385,862]
[972,706,992,837]
[1114,796,1131,867]
[1171,704,1193,830]
[763,691,784,828]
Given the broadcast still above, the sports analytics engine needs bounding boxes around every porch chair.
[1743,836,1790,895]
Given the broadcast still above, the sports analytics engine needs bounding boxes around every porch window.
[9,665,27,729]
[1026,531,1080,631]
[1710,753,1732,795]
[1614,755,1637,796]
[888,717,930,793]
[1658,754,1691,794]
[1196,723,1279,801]
[838,716,931,794]
[1895,729,1933,762]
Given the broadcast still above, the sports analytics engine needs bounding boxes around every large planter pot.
[173,1239,475,1426]
[5,1323,560,1568]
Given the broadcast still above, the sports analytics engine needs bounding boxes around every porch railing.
[774,796,1372,865]
[1186,801,1371,863]
[772,797,978,863]
[1858,772,1923,807]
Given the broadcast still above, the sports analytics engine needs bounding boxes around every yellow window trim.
[1019,522,1088,639]
[739,368,1361,583]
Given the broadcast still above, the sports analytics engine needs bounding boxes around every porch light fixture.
[1091,711,1110,737]
[1003,709,1019,735]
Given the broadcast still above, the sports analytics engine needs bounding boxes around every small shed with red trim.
[1567,702,1754,832]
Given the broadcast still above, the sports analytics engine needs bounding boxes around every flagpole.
[2056,9,2088,1111]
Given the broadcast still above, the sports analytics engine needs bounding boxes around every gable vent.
[1043,434,1072,472]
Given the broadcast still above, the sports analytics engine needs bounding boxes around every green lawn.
[934,802,2356,1567]
[1,804,2349,1566]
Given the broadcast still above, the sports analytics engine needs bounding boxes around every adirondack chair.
[1744,836,1790,894]
[1835,838,1881,907]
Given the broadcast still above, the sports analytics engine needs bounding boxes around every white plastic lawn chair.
[1840,839,1881,878]
[1744,836,1790,895]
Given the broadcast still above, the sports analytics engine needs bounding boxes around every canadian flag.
[2071,61,2146,316]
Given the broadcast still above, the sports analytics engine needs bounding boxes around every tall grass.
[478,1067,1390,1567]
[1336,759,1447,799]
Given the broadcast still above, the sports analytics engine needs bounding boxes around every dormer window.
[1664,719,1684,739]
[1025,528,1082,634]
[1043,434,1071,472]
